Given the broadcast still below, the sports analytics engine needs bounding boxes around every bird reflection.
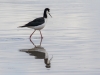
[19,38,53,68]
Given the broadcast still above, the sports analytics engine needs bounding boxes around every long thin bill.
[48,13,52,18]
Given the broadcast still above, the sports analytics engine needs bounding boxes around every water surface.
[0,0,100,75]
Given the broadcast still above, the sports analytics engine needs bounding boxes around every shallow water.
[0,0,100,75]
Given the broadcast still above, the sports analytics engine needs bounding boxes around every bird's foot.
[35,45,37,48]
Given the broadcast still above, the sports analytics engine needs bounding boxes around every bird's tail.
[17,25,26,28]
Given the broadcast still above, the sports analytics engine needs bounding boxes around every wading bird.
[19,8,52,39]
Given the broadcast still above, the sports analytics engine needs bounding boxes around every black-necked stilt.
[19,8,52,39]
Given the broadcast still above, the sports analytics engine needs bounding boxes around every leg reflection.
[29,37,43,47]
[20,38,53,68]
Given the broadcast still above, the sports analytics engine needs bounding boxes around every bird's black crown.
[44,8,50,12]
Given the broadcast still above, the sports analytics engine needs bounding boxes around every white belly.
[28,24,45,30]
[28,19,47,30]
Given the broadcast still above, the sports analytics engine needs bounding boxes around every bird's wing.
[25,17,45,27]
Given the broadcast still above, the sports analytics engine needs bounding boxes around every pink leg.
[29,30,36,39]
[39,30,43,39]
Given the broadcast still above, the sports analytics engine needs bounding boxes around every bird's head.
[44,8,52,18]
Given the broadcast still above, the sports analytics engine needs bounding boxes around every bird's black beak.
[48,12,52,18]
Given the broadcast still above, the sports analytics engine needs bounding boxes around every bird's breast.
[28,24,45,30]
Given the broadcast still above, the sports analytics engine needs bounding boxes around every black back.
[24,17,45,27]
